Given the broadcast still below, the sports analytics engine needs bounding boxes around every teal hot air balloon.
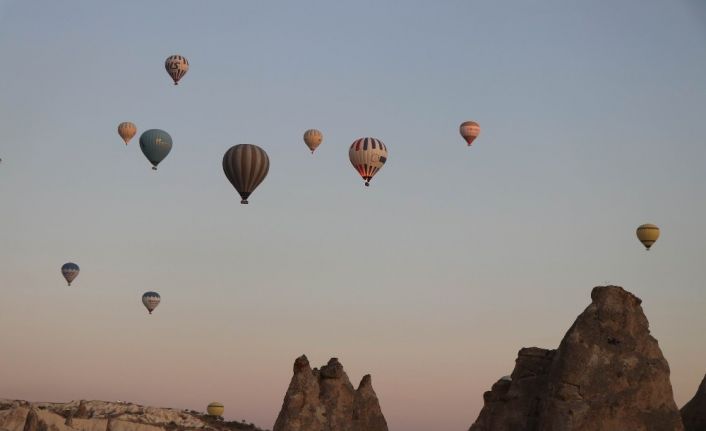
[139,129,172,170]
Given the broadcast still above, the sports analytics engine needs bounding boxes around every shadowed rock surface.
[681,374,706,431]
[273,355,387,431]
[0,400,264,431]
[469,285,684,431]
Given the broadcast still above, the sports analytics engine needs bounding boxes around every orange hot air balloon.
[459,121,480,146]
[117,122,137,145]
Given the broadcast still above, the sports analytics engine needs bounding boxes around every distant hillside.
[0,399,266,431]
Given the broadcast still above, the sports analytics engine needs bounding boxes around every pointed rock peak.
[358,374,372,390]
[293,355,311,373]
[469,285,684,431]
[274,355,388,431]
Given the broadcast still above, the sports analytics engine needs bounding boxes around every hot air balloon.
[118,122,137,145]
[349,137,388,187]
[636,223,660,250]
[61,262,80,286]
[165,55,189,85]
[139,129,172,170]
[303,129,323,154]
[207,402,224,417]
[142,291,161,314]
[459,121,480,146]
[222,144,270,204]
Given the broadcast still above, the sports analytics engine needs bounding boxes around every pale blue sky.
[1,1,705,430]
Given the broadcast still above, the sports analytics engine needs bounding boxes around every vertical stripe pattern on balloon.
[222,144,270,204]
[348,137,388,186]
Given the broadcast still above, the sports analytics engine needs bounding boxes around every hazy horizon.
[1,1,705,430]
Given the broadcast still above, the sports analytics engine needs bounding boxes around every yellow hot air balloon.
[636,223,660,250]
[118,122,137,145]
[303,129,323,154]
[207,402,224,417]
[459,120,480,146]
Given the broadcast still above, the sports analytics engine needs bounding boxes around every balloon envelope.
[139,129,172,170]
[349,137,388,186]
[207,403,224,417]
[222,144,270,204]
[165,55,189,85]
[61,262,79,286]
[303,129,323,153]
[636,223,660,250]
[142,291,161,314]
[459,121,480,146]
[118,122,137,145]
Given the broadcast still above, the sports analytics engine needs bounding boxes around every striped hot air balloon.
[349,137,388,187]
[142,291,161,314]
[165,55,189,85]
[636,224,660,250]
[222,144,270,204]
[459,121,480,146]
[117,122,137,145]
[207,402,224,417]
[303,129,323,154]
[61,262,80,286]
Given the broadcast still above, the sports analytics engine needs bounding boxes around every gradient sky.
[1,1,705,430]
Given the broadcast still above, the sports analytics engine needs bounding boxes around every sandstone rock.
[469,285,684,431]
[681,374,706,431]
[470,347,555,431]
[273,355,388,431]
[0,399,263,431]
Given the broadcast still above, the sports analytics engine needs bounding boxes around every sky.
[0,1,705,430]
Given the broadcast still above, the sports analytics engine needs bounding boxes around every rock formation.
[272,355,388,431]
[0,399,264,431]
[681,374,706,431]
[469,285,685,431]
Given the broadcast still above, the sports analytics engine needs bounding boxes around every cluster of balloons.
[58,54,661,319]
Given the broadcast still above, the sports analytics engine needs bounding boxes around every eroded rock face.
[273,355,388,431]
[469,285,684,431]
[470,347,555,431]
[681,374,706,431]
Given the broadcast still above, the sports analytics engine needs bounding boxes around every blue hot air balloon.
[61,262,80,286]
[139,129,172,170]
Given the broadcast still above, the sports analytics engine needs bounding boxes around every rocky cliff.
[469,285,685,431]
[681,374,706,431]
[272,355,387,431]
[0,399,264,431]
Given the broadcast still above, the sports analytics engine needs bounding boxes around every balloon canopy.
[139,129,172,170]
[61,262,80,286]
[222,144,270,204]
[117,122,137,145]
[207,402,224,417]
[165,55,189,85]
[459,121,480,146]
[348,137,388,186]
[142,291,161,314]
[303,129,323,154]
[636,223,660,250]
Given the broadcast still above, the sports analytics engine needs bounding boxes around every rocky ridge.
[0,399,264,431]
